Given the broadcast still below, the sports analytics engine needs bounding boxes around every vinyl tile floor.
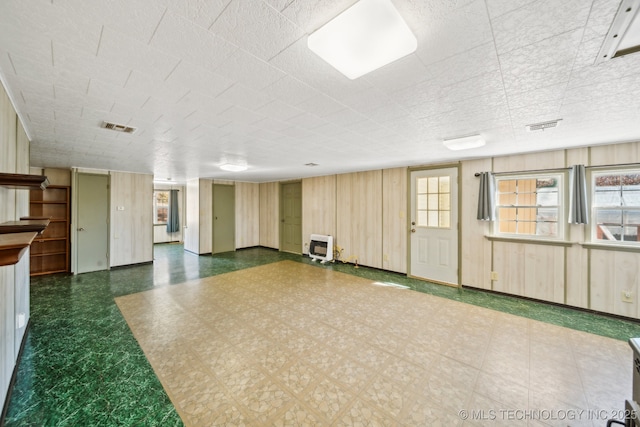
[5,244,640,426]
[116,260,632,426]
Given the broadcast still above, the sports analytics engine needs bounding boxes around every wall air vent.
[102,121,137,134]
[525,119,562,132]
[305,163,319,167]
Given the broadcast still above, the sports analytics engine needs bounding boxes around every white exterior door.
[410,167,459,285]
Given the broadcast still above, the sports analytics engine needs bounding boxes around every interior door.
[212,184,235,254]
[410,167,459,285]
[280,182,302,254]
[77,173,109,273]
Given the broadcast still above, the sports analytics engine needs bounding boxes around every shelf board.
[0,219,50,235]
[33,237,68,242]
[0,173,49,190]
[0,232,38,266]
[31,251,67,257]
[29,201,68,205]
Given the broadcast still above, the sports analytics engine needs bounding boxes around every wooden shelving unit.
[0,172,49,190]
[0,219,50,234]
[29,186,70,275]
[0,232,38,266]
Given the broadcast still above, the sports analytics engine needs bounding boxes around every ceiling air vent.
[305,163,319,167]
[525,119,562,132]
[102,121,137,134]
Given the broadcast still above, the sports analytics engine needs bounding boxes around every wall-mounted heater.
[309,234,334,264]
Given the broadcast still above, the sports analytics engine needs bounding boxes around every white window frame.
[493,171,567,241]
[590,167,640,247]
[153,190,170,225]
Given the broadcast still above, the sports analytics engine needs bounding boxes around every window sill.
[581,243,640,253]
[485,235,574,247]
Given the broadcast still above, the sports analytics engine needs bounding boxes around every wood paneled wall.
[109,172,154,267]
[301,175,336,254]
[0,80,30,410]
[184,179,200,254]
[199,179,213,254]
[459,141,640,319]
[259,182,279,249]
[336,171,383,268]
[235,182,259,248]
[382,168,407,273]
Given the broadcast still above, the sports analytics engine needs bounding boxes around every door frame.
[279,180,302,254]
[406,163,462,288]
[71,170,111,274]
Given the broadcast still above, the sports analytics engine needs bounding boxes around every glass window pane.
[594,191,621,207]
[439,194,450,210]
[537,208,558,222]
[417,177,428,194]
[596,225,622,241]
[428,177,438,193]
[623,226,640,242]
[595,175,620,188]
[537,189,558,206]
[499,221,516,233]
[417,210,428,227]
[498,193,516,205]
[518,192,536,206]
[536,221,557,237]
[439,176,450,193]
[624,211,640,226]
[417,195,427,210]
[622,174,640,188]
[428,194,438,210]
[518,221,535,235]
[595,210,622,225]
[499,207,516,220]
[517,207,535,221]
[498,180,516,192]
[428,211,438,227]
[439,211,450,228]
[622,190,640,207]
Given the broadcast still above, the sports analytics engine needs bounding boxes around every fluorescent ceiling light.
[596,0,640,63]
[219,163,247,172]
[443,134,485,151]
[307,0,417,79]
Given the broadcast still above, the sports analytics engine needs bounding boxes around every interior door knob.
[411,228,416,233]
[78,227,85,231]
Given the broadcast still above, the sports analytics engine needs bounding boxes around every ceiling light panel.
[443,134,485,151]
[307,0,417,79]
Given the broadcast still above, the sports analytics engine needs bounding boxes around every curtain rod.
[474,166,572,177]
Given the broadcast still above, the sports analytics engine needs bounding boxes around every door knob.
[78,227,85,231]
[411,228,416,233]
[411,221,416,226]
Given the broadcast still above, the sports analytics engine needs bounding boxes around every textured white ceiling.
[0,0,639,182]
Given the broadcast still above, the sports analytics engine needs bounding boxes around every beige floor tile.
[115,261,632,427]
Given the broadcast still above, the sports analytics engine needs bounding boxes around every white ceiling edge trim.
[0,68,33,143]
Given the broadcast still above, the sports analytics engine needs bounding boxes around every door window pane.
[416,175,451,229]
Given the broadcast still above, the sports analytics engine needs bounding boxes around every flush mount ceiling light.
[596,0,640,64]
[307,0,417,79]
[219,163,247,172]
[443,134,485,151]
